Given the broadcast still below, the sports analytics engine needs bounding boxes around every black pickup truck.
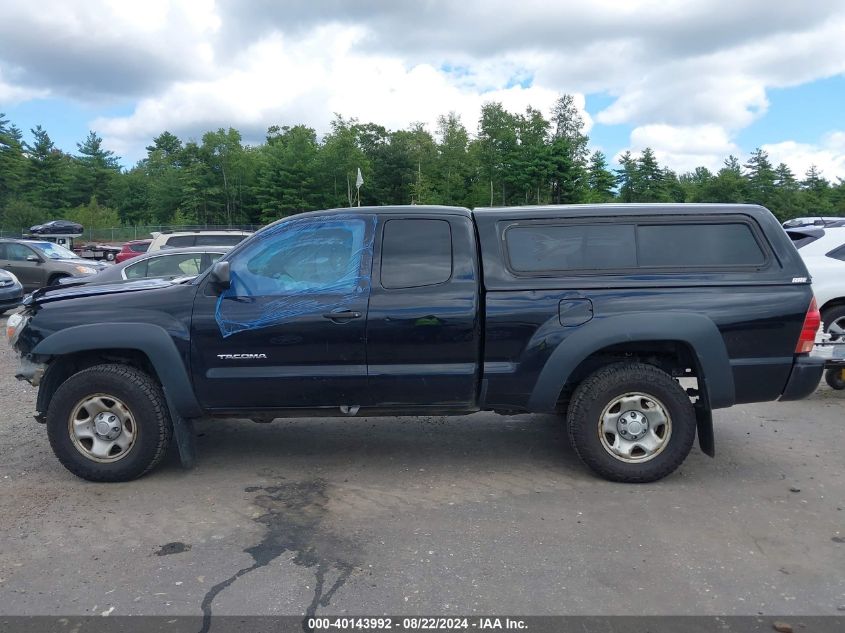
[6,204,823,483]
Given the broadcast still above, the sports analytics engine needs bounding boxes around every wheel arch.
[32,323,202,419]
[819,297,845,320]
[527,312,735,413]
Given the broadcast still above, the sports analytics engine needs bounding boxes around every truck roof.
[267,203,777,225]
[472,203,773,219]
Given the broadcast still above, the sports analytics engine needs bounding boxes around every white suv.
[148,229,251,252]
[788,225,845,336]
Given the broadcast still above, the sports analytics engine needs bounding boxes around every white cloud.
[93,26,583,162]
[0,69,48,104]
[623,124,741,173]
[763,133,845,181]
[1,0,844,174]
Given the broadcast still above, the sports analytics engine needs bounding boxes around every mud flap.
[695,406,715,457]
[164,392,197,469]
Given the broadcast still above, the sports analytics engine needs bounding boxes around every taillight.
[795,297,820,354]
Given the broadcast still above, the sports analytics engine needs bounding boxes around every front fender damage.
[15,357,46,387]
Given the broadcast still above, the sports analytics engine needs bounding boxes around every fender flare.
[32,322,203,419]
[527,312,735,413]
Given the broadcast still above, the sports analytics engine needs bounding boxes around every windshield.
[30,241,79,259]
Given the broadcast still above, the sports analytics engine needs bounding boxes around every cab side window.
[228,218,368,296]
[380,219,452,288]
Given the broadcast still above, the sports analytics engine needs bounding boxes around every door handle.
[323,310,361,321]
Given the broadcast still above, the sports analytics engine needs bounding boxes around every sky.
[1,0,844,180]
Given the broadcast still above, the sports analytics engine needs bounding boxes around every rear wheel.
[822,305,845,341]
[567,362,696,483]
[46,364,172,482]
[824,367,845,390]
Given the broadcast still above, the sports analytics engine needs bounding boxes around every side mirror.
[26,255,41,263]
[209,260,230,289]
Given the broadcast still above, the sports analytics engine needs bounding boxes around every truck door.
[190,214,375,411]
[365,214,481,410]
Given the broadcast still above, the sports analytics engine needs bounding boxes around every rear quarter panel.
[473,204,813,411]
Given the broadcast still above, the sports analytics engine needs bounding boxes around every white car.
[148,229,251,252]
[788,225,845,337]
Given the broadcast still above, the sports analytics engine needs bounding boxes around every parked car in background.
[115,239,152,263]
[0,239,106,291]
[786,225,845,339]
[782,216,845,229]
[0,269,23,313]
[148,229,251,252]
[28,219,84,236]
[58,247,228,286]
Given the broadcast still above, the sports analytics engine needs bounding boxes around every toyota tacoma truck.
[5,204,823,483]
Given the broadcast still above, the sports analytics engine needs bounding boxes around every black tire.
[824,367,845,390]
[47,274,69,286]
[822,304,845,341]
[567,362,697,483]
[46,364,172,482]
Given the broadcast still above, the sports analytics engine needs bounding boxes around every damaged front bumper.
[15,356,46,387]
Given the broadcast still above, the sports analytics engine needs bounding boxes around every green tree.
[72,130,121,207]
[744,148,776,207]
[512,107,550,204]
[701,156,746,202]
[318,116,369,208]
[615,151,639,202]
[23,125,70,214]
[680,166,714,202]
[635,148,670,202]
[256,124,320,221]
[800,165,833,215]
[475,102,518,206]
[201,128,247,224]
[771,163,800,219]
[1,199,44,234]
[548,95,588,204]
[435,112,470,206]
[587,151,616,202]
[68,196,121,236]
[0,113,26,209]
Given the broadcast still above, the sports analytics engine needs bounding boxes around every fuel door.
[559,298,594,327]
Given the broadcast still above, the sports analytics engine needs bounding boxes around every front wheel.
[567,362,697,483]
[46,364,172,482]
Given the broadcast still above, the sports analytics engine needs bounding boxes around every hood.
[53,257,108,268]
[24,277,180,306]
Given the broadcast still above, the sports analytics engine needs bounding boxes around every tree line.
[1,95,844,234]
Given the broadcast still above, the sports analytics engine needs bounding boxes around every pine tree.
[615,151,639,202]
[744,148,776,207]
[636,148,668,201]
[23,125,69,214]
[72,130,121,208]
[587,151,616,202]
[435,112,470,206]
[0,113,26,210]
[548,95,588,204]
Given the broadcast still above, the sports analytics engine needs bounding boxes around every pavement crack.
[199,478,358,633]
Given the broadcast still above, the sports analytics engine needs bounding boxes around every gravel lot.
[1,315,844,620]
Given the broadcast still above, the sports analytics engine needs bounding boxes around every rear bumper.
[780,355,824,401]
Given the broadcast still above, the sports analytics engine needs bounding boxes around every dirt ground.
[1,316,843,619]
